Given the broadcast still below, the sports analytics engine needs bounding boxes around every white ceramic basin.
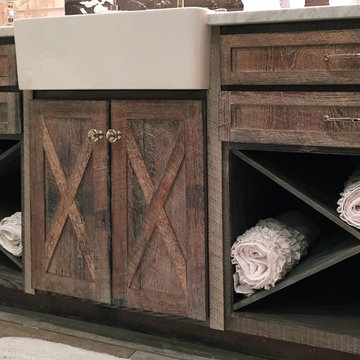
[14,7,211,90]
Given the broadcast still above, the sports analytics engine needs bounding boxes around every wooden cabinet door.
[30,100,111,303]
[111,100,207,320]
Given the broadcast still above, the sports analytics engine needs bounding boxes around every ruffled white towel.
[337,172,360,229]
[231,211,317,296]
[0,212,22,257]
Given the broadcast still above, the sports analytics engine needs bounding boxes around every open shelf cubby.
[0,140,23,288]
[227,149,360,311]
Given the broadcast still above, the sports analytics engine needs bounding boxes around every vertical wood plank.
[30,100,46,291]
[185,101,207,321]
[111,101,128,300]
[207,27,225,330]
[23,90,35,295]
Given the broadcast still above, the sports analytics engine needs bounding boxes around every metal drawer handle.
[324,115,360,123]
[88,129,104,142]
[106,129,122,143]
[324,53,360,61]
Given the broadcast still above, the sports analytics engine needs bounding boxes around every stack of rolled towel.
[0,212,22,257]
[231,211,318,296]
[337,170,360,229]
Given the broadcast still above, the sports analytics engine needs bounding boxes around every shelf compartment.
[0,252,23,290]
[0,141,21,180]
[232,150,360,240]
[0,246,22,270]
[233,230,360,310]
[227,149,360,311]
[0,141,22,269]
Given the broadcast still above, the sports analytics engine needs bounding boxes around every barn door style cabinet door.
[111,101,207,321]
[30,100,111,304]
[29,99,207,320]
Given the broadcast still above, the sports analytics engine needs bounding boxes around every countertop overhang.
[207,5,360,25]
[1,4,360,39]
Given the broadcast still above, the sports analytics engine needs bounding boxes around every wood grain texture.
[23,90,35,295]
[228,313,360,356]
[220,91,360,148]
[29,100,111,303]
[221,29,360,85]
[0,45,16,87]
[0,93,21,135]
[207,27,225,331]
[111,100,206,320]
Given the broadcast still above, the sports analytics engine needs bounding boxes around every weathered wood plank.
[23,90,35,294]
[207,27,225,330]
[221,91,360,148]
[221,29,360,85]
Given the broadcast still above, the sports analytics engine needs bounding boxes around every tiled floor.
[0,306,267,360]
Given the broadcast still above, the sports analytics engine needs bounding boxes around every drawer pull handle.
[87,129,104,142]
[106,129,122,143]
[324,115,360,123]
[324,53,360,61]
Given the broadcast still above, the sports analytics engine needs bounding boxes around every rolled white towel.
[337,172,360,229]
[231,211,317,296]
[0,212,22,257]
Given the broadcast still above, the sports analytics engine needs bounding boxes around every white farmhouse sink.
[14,7,211,90]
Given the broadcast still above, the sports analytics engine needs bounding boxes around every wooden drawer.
[0,93,21,134]
[221,29,360,85]
[0,45,17,87]
[220,91,360,148]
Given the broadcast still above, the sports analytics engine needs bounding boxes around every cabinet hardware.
[324,53,360,61]
[323,115,360,123]
[106,129,122,143]
[87,129,104,142]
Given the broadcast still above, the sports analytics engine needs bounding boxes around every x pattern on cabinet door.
[125,123,187,292]
[30,100,111,304]
[111,100,206,320]
[42,117,95,280]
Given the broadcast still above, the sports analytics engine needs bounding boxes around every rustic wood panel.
[221,29,360,85]
[0,45,16,87]
[220,91,360,148]
[23,90,35,294]
[0,93,21,135]
[30,100,111,303]
[111,100,206,320]
[207,27,225,331]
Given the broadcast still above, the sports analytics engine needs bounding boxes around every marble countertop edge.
[207,5,360,25]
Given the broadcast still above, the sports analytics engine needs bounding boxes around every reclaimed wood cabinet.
[216,21,360,355]
[29,98,207,320]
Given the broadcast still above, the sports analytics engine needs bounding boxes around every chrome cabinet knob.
[106,129,122,143]
[88,129,104,142]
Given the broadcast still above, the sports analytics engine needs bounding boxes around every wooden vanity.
[1,8,360,360]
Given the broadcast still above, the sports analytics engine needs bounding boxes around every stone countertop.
[0,26,14,37]
[3,5,360,37]
[207,5,360,25]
